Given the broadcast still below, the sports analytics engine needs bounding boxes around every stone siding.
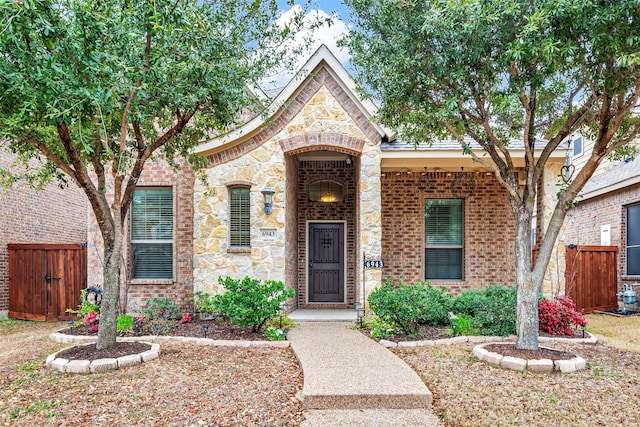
[0,150,87,319]
[381,171,516,292]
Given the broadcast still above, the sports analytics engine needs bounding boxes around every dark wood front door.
[308,223,345,302]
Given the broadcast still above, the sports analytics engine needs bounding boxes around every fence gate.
[9,244,86,321]
[565,245,618,314]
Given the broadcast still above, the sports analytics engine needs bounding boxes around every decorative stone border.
[377,332,597,348]
[46,342,160,374]
[472,342,587,373]
[50,331,291,348]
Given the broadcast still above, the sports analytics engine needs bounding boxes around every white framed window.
[627,203,640,275]
[425,199,464,280]
[572,136,583,157]
[229,187,251,248]
[131,188,173,279]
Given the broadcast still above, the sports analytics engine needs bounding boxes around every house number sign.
[260,228,277,240]
[363,254,385,269]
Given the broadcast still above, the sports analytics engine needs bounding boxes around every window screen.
[230,187,250,247]
[425,199,463,280]
[131,188,173,279]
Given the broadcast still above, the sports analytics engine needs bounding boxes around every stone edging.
[377,332,598,348]
[46,342,160,374]
[472,342,587,373]
[48,331,290,374]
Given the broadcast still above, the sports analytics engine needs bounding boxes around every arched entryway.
[284,147,361,309]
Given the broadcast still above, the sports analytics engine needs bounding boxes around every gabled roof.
[195,45,390,156]
[580,156,640,200]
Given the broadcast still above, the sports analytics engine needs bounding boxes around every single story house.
[86,45,570,314]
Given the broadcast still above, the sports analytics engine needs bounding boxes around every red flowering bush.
[83,310,99,332]
[179,313,193,324]
[538,296,586,336]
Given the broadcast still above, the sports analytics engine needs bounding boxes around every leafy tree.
[0,0,312,349]
[343,0,640,349]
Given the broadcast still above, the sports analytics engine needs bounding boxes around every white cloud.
[260,5,350,92]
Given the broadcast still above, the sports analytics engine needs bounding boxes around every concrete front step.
[301,409,443,426]
[288,322,433,411]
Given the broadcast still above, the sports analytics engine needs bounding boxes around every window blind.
[627,204,640,275]
[230,187,250,247]
[425,199,463,280]
[131,188,173,279]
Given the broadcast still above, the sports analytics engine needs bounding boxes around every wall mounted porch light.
[261,187,275,215]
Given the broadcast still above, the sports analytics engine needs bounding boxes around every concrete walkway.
[288,322,443,426]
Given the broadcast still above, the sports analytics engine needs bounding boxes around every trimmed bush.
[368,278,451,336]
[538,295,586,336]
[215,276,295,333]
[451,284,517,336]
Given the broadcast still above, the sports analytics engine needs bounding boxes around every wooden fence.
[565,245,618,313]
[9,244,86,321]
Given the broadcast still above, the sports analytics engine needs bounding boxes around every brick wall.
[87,159,194,313]
[381,171,516,293]
[297,160,357,307]
[565,184,640,288]
[0,150,87,318]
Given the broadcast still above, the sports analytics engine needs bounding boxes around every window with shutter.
[229,187,251,247]
[130,188,173,280]
[425,199,463,280]
[627,204,640,275]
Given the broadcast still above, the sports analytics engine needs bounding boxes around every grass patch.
[10,399,66,419]
[585,313,640,353]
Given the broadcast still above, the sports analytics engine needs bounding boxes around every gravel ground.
[0,320,303,426]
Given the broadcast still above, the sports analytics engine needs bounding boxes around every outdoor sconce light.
[355,302,365,328]
[203,323,209,339]
[279,301,289,329]
[261,187,275,215]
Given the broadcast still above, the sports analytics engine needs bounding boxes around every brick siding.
[87,159,194,313]
[565,184,640,289]
[0,150,87,318]
[296,160,357,307]
[381,171,516,293]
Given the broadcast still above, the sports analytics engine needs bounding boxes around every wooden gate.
[9,244,86,321]
[565,245,618,313]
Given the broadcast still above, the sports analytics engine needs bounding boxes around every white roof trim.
[195,45,391,156]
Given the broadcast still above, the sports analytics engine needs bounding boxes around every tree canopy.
[0,0,311,348]
[343,0,640,349]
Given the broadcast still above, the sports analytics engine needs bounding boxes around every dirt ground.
[1,313,638,426]
[0,320,303,426]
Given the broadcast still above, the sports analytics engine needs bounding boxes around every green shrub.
[451,284,517,336]
[66,289,100,319]
[264,326,286,341]
[214,276,295,333]
[116,315,134,333]
[143,297,180,320]
[265,315,297,331]
[191,291,218,316]
[450,314,478,336]
[368,278,451,336]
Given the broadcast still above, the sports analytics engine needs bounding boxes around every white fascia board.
[381,148,567,160]
[195,45,389,156]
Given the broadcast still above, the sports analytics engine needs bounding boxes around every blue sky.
[263,1,353,89]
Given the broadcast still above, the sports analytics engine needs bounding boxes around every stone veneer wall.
[565,184,640,290]
[194,67,383,303]
[0,150,88,319]
[86,159,194,313]
[381,171,516,293]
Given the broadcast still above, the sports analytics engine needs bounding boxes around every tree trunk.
[513,204,541,350]
[96,229,123,349]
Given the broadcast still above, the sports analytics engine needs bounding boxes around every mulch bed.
[70,318,268,341]
[483,343,575,360]
[55,342,151,361]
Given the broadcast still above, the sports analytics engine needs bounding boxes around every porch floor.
[288,309,357,322]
